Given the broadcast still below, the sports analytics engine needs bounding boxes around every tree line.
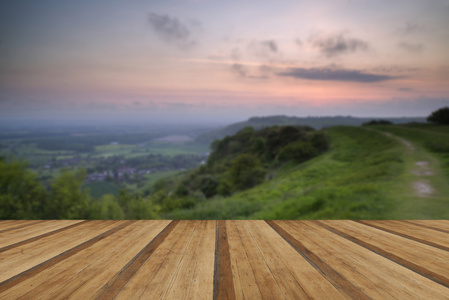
[0,158,159,219]
[0,125,330,219]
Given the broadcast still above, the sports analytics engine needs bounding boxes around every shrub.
[277,141,318,163]
[427,107,449,125]
[230,154,265,190]
[362,119,393,126]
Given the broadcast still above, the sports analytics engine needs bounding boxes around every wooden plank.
[0,220,122,283]
[0,220,44,233]
[246,221,346,299]
[232,220,285,299]
[37,220,170,299]
[319,220,449,288]
[187,221,216,300]
[277,221,449,299]
[0,220,85,249]
[0,221,130,294]
[213,220,235,300]
[0,220,448,299]
[404,220,449,233]
[0,220,88,253]
[267,220,367,299]
[94,220,178,299]
[0,220,151,299]
[114,221,193,299]
[357,220,449,251]
[227,220,263,299]
[164,221,215,300]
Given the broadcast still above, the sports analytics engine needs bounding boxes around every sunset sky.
[1,0,449,124]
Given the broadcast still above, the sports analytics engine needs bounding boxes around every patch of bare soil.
[380,130,435,198]
[411,161,435,176]
[413,181,434,196]
[411,161,436,197]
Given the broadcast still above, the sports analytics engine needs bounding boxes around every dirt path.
[380,131,434,197]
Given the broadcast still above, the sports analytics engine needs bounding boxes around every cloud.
[148,13,199,49]
[398,42,424,53]
[248,39,279,59]
[398,22,422,35]
[398,87,412,92]
[278,67,398,83]
[230,63,268,79]
[228,41,279,79]
[310,32,368,57]
[231,63,247,77]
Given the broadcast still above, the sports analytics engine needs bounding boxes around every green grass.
[122,170,184,195]
[91,143,208,159]
[368,124,449,219]
[165,125,449,219]
[166,126,410,219]
[82,181,119,199]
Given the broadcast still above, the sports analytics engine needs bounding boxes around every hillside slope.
[369,124,449,218]
[166,125,449,219]
[195,115,426,144]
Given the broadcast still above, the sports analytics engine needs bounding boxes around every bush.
[230,154,265,190]
[362,120,393,126]
[427,107,449,125]
[277,141,318,163]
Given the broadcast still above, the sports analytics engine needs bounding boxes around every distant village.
[44,152,209,183]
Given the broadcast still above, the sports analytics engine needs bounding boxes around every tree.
[90,194,124,219]
[427,107,449,125]
[230,154,265,190]
[47,169,90,219]
[0,158,47,219]
[277,141,318,163]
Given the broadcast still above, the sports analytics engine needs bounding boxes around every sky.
[1,0,449,125]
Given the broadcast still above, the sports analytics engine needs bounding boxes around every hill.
[161,124,449,220]
[195,115,426,144]
[152,125,329,212]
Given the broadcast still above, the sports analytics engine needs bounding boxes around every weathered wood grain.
[278,221,449,299]
[0,220,448,299]
[357,220,449,251]
[319,220,449,287]
[0,221,130,294]
[405,220,449,233]
[95,220,178,299]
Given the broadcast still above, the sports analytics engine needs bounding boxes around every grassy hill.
[195,115,426,145]
[164,124,449,220]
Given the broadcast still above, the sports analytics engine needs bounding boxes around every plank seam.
[0,220,89,253]
[355,220,449,252]
[402,220,449,234]
[243,221,301,299]
[160,221,198,300]
[317,221,449,288]
[266,220,369,300]
[94,220,179,300]
[213,220,236,300]
[0,220,133,294]
[0,220,45,234]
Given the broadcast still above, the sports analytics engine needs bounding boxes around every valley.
[1,118,448,220]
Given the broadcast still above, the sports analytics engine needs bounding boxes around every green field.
[121,170,184,196]
[369,124,449,218]
[82,181,119,198]
[166,125,449,220]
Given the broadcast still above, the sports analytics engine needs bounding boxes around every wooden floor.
[0,220,448,299]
